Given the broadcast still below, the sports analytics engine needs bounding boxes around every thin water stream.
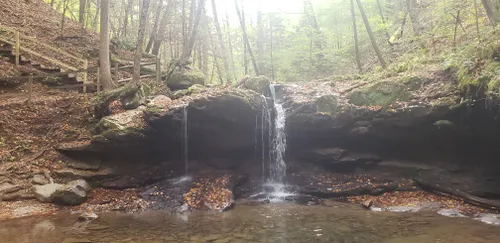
[0,203,499,243]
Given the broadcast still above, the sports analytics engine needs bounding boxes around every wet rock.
[31,175,49,185]
[437,209,466,218]
[474,214,500,225]
[33,183,63,202]
[385,202,441,213]
[50,180,90,206]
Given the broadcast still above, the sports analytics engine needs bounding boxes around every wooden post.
[114,63,119,82]
[82,60,88,93]
[96,68,101,92]
[15,31,20,66]
[27,74,33,104]
[156,56,161,83]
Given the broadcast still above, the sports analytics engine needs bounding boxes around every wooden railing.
[0,24,88,86]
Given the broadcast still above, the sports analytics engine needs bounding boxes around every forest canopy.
[44,0,500,86]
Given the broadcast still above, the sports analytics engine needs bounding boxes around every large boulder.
[50,179,91,206]
[167,68,205,90]
[243,76,271,94]
[61,88,265,163]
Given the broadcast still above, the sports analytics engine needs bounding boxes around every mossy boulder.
[348,81,410,107]
[92,84,150,119]
[172,84,206,99]
[166,68,205,90]
[243,76,271,94]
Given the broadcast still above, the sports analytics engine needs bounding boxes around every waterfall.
[261,95,272,183]
[181,105,189,174]
[269,84,287,185]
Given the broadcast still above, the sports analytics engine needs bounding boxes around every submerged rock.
[78,212,98,221]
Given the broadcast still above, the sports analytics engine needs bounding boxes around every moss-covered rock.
[348,81,410,107]
[166,68,205,90]
[91,84,152,119]
[243,76,271,94]
[172,84,206,99]
[121,84,151,110]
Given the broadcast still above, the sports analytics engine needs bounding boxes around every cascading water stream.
[264,84,293,200]
[181,105,189,174]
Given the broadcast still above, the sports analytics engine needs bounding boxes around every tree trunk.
[60,0,68,36]
[481,0,500,25]
[100,0,116,90]
[93,0,101,31]
[225,12,236,75]
[152,1,172,56]
[474,0,481,38]
[211,0,233,83]
[50,0,56,7]
[206,17,224,84]
[132,0,151,85]
[123,0,134,37]
[350,0,362,73]
[235,0,260,75]
[146,0,164,53]
[355,0,387,68]
[376,0,391,44]
[179,0,206,66]
[79,0,86,24]
[407,0,423,36]
[256,11,265,74]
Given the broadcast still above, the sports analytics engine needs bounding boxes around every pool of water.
[0,202,499,243]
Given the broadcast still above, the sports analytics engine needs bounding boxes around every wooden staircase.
[0,24,89,91]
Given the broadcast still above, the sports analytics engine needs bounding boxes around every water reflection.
[0,202,499,243]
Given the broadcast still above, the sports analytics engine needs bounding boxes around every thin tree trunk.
[152,1,172,56]
[50,0,56,7]
[79,0,86,24]
[123,0,134,37]
[256,11,265,73]
[182,0,187,46]
[350,0,362,73]
[206,19,223,84]
[188,0,196,37]
[481,0,500,25]
[100,0,116,90]
[60,0,68,36]
[146,0,164,53]
[376,0,391,44]
[355,0,387,68]
[224,12,236,74]
[132,0,151,84]
[211,0,233,83]
[93,0,101,31]
[407,0,423,36]
[453,10,461,47]
[179,0,206,66]
[270,17,275,80]
[474,0,481,38]
[235,0,260,75]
